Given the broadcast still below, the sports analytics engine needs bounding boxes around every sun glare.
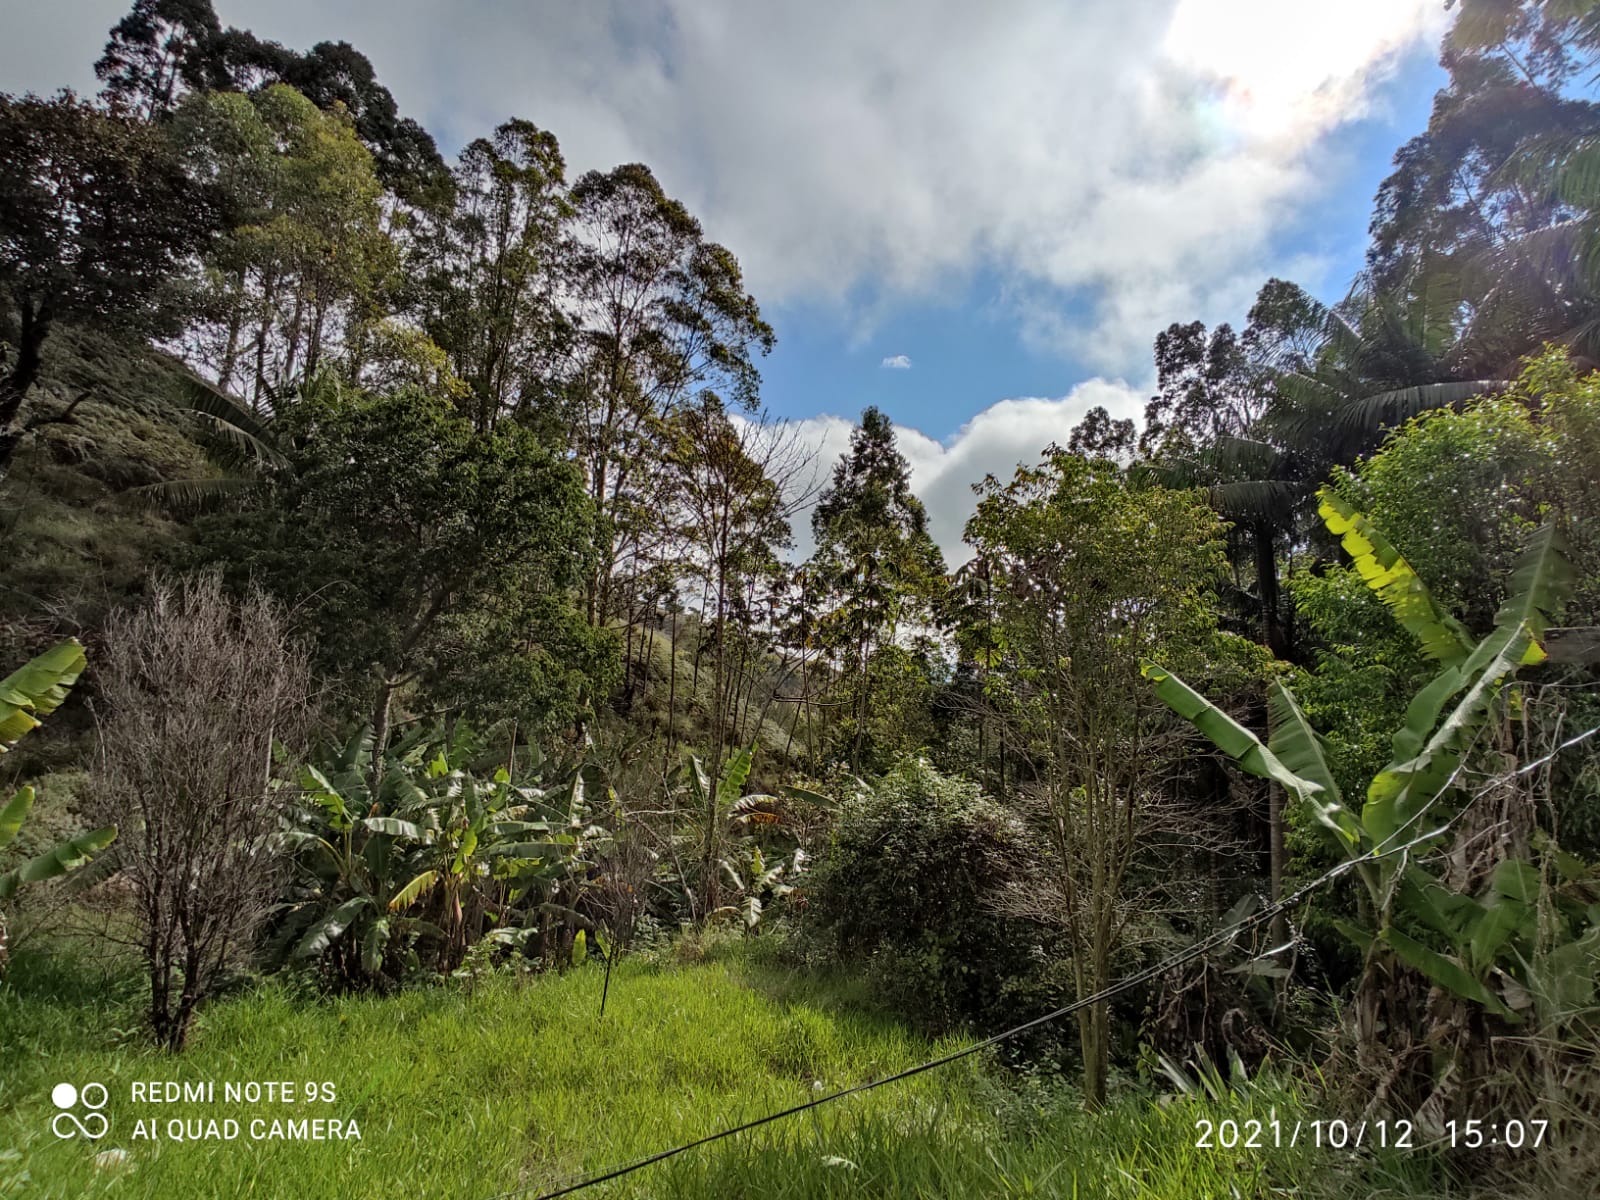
[1162,0,1445,143]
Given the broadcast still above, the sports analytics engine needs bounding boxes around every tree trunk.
[0,296,52,481]
[370,678,397,798]
[1254,521,1289,659]
[1268,780,1286,945]
[1077,1002,1109,1110]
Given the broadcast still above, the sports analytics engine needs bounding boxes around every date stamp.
[1194,1115,1551,1151]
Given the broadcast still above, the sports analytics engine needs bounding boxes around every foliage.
[168,85,397,406]
[808,406,945,772]
[1147,498,1599,1123]
[270,727,607,988]
[806,758,1054,1039]
[0,640,116,974]
[665,746,809,929]
[962,448,1264,1104]
[193,381,613,753]
[0,91,219,476]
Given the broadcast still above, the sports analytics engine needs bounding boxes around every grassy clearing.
[0,941,1440,1199]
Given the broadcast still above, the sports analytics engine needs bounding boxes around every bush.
[804,759,1060,1042]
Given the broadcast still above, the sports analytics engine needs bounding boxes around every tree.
[89,576,309,1050]
[97,2,449,201]
[563,163,774,626]
[1066,405,1136,459]
[809,406,945,771]
[1148,496,1589,1123]
[170,85,394,406]
[964,450,1250,1107]
[415,119,570,432]
[214,34,448,203]
[195,382,613,783]
[95,0,229,120]
[0,91,217,478]
[663,397,810,769]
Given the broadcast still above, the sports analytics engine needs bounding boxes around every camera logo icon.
[51,1082,109,1140]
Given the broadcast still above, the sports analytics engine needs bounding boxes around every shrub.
[805,758,1059,1040]
[89,575,309,1050]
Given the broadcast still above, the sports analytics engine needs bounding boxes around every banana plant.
[1142,495,1591,1022]
[671,747,810,927]
[0,641,116,974]
[268,727,444,987]
[271,727,606,984]
[393,753,604,971]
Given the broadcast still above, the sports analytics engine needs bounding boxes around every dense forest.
[3,2,1600,1197]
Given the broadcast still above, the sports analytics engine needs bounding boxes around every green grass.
[0,940,1443,1199]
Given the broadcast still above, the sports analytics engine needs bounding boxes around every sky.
[0,1,1454,560]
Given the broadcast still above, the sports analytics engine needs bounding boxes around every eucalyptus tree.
[98,1,448,202]
[95,0,229,120]
[415,119,571,433]
[170,85,394,406]
[808,406,945,772]
[663,397,813,770]
[562,163,774,627]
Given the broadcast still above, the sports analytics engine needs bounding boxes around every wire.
[491,818,1448,1200]
[499,717,1600,1200]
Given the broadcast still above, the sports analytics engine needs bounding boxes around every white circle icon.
[49,1081,108,1140]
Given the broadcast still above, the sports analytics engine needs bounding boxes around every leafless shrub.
[90,574,308,1050]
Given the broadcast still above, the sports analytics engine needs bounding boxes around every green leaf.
[1317,491,1474,666]
[1491,860,1541,903]
[361,816,422,840]
[294,897,371,958]
[1381,927,1517,1019]
[1525,926,1600,1022]
[1367,618,1541,846]
[717,748,755,816]
[780,785,833,808]
[1265,681,1360,849]
[1331,918,1375,954]
[1489,522,1574,666]
[0,786,34,851]
[0,825,117,901]
[361,917,389,976]
[388,870,438,911]
[1141,663,1345,838]
[0,640,87,754]
[1467,892,1532,974]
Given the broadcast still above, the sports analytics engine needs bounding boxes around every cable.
[493,820,1443,1200]
[501,717,1600,1199]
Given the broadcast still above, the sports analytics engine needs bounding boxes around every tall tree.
[809,406,945,771]
[415,119,570,432]
[664,397,809,770]
[171,85,394,406]
[0,92,217,479]
[194,382,611,785]
[563,163,774,626]
[95,0,229,120]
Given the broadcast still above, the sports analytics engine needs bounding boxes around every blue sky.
[0,0,1456,556]
[757,47,1446,440]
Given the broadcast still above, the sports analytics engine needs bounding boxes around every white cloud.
[880,354,913,370]
[0,1,1449,377]
[783,377,1146,565]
